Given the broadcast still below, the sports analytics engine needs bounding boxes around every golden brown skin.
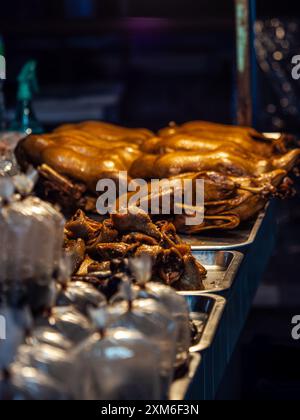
[158,121,289,155]
[174,214,241,233]
[130,150,271,178]
[130,147,300,180]
[116,171,238,215]
[160,120,267,139]
[17,120,300,234]
[143,132,276,157]
[55,121,154,144]
[21,127,142,191]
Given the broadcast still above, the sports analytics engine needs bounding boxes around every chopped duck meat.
[96,243,139,261]
[111,209,162,241]
[64,238,86,274]
[122,233,159,246]
[174,255,207,291]
[64,209,207,292]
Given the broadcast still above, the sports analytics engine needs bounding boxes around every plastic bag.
[0,365,68,400]
[56,282,107,316]
[76,327,161,400]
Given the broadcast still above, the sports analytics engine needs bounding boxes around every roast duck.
[64,208,207,293]
[16,119,300,233]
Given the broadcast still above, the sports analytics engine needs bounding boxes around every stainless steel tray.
[185,294,226,353]
[179,250,243,295]
[169,353,201,400]
[180,207,267,251]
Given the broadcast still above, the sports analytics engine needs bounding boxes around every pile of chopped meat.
[64,208,207,293]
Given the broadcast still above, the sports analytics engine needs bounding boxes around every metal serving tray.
[185,294,226,353]
[180,208,267,251]
[179,250,243,295]
[169,353,201,401]
[170,294,226,399]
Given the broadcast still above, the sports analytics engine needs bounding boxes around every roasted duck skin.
[40,146,135,190]
[17,119,300,235]
[65,209,102,241]
[54,121,154,144]
[227,169,288,195]
[96,243,138,260]
[174,214,241,234]
[122,233,159,246]
[116,171,238,217]
[130,148,300,179]
[182,170,289,233]
[111,209,162,241]
[176,255,207,291]
[130,150,269,178]
[159,120,266,138]
[142,132,280,158]
[18,126,142,191]
[158,121,290,155]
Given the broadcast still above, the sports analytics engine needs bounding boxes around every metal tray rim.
[185,205,269,251]
[169,353,201,400]
[188,293,226,353]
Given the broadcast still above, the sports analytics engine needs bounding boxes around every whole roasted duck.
[130,147,300,179]
[16,120,300,232]
[116,169,290,233]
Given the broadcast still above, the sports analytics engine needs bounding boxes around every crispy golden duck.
[158,120,293,154]
[55,121,154,144]
[141,132,288,158]
[16,120,300,233]
[116,169,289,233]
[64,209,207,291]
[18,127,142,190]
[130,148,300,179]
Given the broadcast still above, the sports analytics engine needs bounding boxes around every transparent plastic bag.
[36,306,93,344]
[0,365,69,400]
[26,327,73,351]
[137,283,191,367]
[0,148,19,177]
[16,343,85,399]
[91,291,177,398]
[116,256,191,367]
[0,194,65,285]
[0,305,32,370]
[76,327,161,400]
[56,282,107,316]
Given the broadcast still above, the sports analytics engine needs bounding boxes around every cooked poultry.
[158,120,292,154]
[17,126,142,191]
[174,170,290,234]
[54,121,154,144]
[64,209,207,291]
[141,132,282,158]
[16,120,300,234]
[174,214,241,233]
[117,169,290,233]
[130,149,300,179]
[111,209,163,241]
[159,120,267,138]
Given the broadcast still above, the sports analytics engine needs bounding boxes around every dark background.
[1,0,300,400]
[1,0,300,131]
